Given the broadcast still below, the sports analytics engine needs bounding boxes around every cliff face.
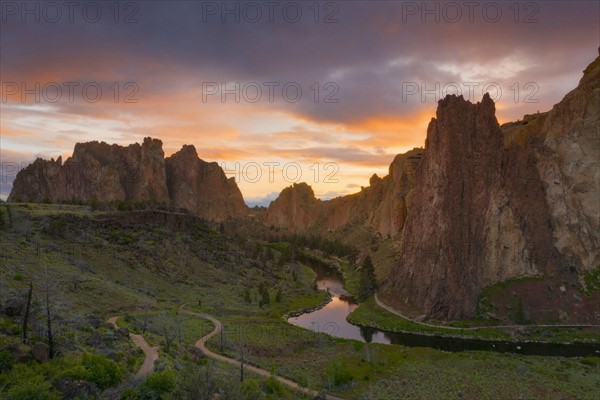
[8,138,248,221]
[385,94,555,319]
[9,138,169,203]
[165,145,248,220]
[265,149,422,236]
[384,52,600,320]
[265,183,325,231]
[534,54,600,272]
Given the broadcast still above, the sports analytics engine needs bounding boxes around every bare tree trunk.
[220,324,224,352]
[177,315,183,345]
[142,307,149,334]
[21,282,33,343]
[240,348,244,382]
[46,285,55,358]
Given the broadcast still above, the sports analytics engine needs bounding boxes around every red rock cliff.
[384,52,599,320]
[8,138,248,221]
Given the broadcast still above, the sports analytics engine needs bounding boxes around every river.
[287,262,600,357]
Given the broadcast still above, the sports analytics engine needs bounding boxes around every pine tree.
[357,256,377,302]
[258,286,270,307]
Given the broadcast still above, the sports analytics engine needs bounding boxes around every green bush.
[4,364,61,400]
[0,350,13,373]
[139,370,176,398]
[121,387,140,400]
[35,357,76,378]
[325,360,353,387]
[82,353,123,390]
[581,357,600,367]
[262,375,285,396]
[56,365,88,381]
[241,378,264,400]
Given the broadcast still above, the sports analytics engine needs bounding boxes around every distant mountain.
[8,138,248,221]
[264,149,422,237]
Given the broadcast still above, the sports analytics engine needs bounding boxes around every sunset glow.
[1,1,599,205]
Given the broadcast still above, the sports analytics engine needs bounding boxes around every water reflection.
[287,265,600,356]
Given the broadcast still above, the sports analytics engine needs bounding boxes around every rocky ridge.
[8,139,248,221]
[265,148,423,237]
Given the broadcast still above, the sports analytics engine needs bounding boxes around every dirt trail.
[107,316,159,378]
[179,305,345,400]
[374,293,600,331]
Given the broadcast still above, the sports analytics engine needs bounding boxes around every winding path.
[107,316,159,378]
[179,304,345,400]
[374,293,600,331]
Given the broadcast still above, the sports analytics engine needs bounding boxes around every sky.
[1,1,599,206]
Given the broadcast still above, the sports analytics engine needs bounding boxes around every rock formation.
[165,145,247,220]
[384,52,599,320]
[9,138,168,204]
[265,183,325,231]
[8,138,248,221]
[265,148,422,237]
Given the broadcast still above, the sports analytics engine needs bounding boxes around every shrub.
[325,360,352,387]
[139,370,176,398]
[120,387,140,400]
[82,353,123,390]
[581,357,600,367]
[262,375,285,396]
[241,378,264,400]
[0,350,13,373]
[4,364,61,400]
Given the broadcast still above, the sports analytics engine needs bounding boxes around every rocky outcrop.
[534,54,600,273]
[165,145,247,220]
[8,138,248,221]
[265,183,325,231]
[8,138,168,204]
[384,52,600,320]
[265,149,422,236]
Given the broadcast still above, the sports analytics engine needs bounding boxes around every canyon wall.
[384,52,599,320]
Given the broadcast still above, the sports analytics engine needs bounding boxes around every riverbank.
[348,297,600,346]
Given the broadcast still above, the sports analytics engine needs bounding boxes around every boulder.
[31,342,49,363]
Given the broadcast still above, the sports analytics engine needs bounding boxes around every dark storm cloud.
[2,1,598,126]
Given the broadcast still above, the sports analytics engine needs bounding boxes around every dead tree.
[45,283,55,358]
[40,267,57,359]
[21,281,33,343]
[158,311,176,351]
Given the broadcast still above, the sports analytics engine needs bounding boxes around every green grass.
[2,204,599,399]
[349,298,600,343]
[583,268,600,294]
[348,298,513,340]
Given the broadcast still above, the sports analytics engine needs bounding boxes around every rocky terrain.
[8,139,248,221]
[265,148,423,237]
